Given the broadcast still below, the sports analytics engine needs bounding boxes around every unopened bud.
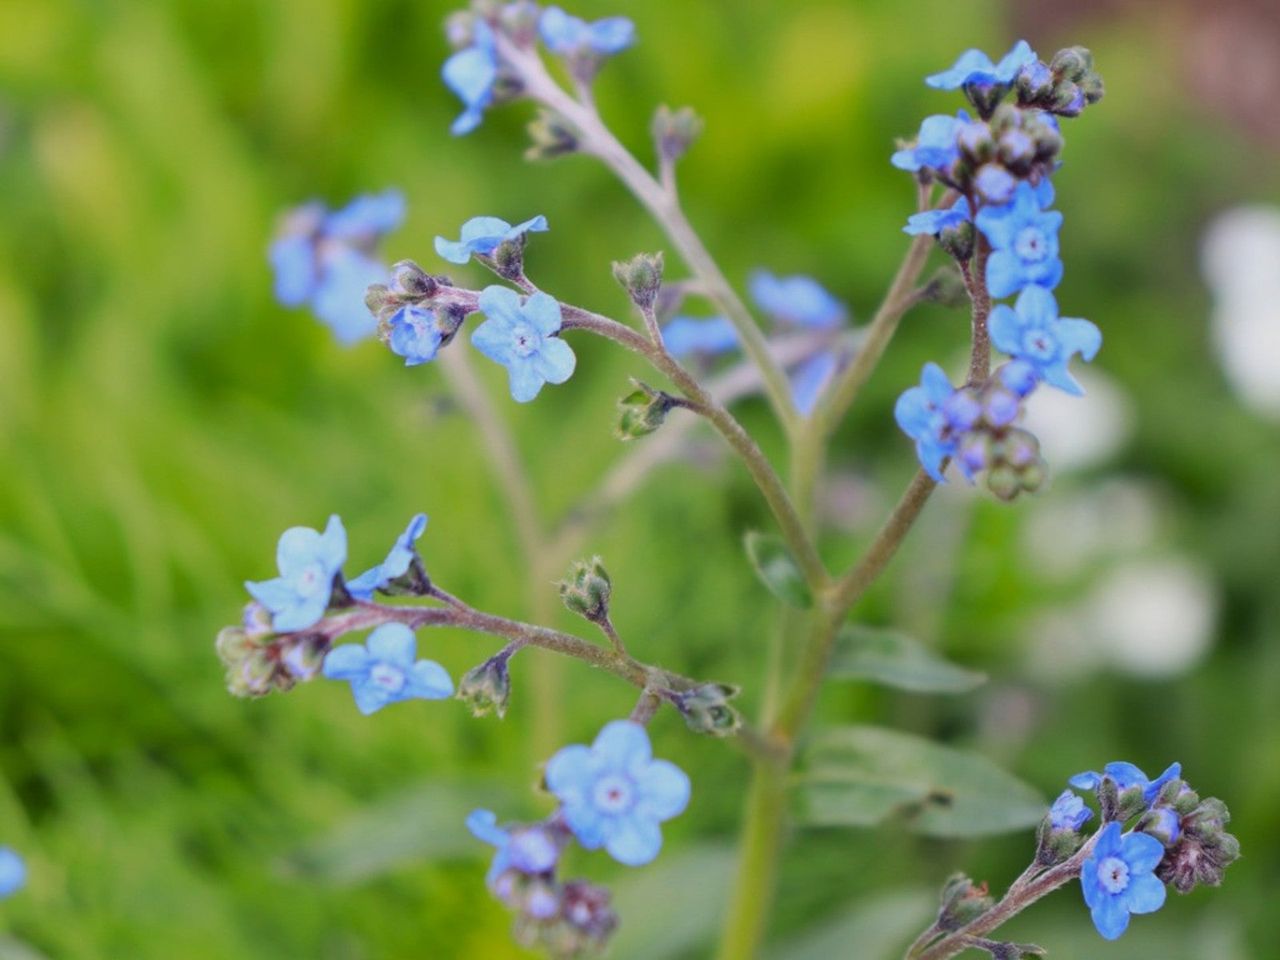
[652,105,703,164]
[558,557,612,623]
[390,260,438,300]
[612,251,665,311]
[938,873,993,930]
[526,110,579,161]
[674,682,742,737]
[1050,46,1093,83]
[458,653,513,719]
[616,380,678,440]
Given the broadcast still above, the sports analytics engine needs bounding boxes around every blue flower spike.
[245,515,347,633]
[989,286,1101,395]
[976,181,1064,297]
[471,286,576,402]
[545,720,691,867]
[443,18,499,135]
[467,809,560,899]
[347,514,429,600]
[322,623,453,715]
[539,7,636,58]
[926,41,1037,91]
[748,272,846,330]
[1081,822,1168,940]
[0,847,25,898]
[434,215,549,266]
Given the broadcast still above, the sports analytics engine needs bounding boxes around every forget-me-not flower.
[976,180,1064,297]
[387,305,448,366]
[467,809,560,897]
[347,514,428,600]
[539,6,635,57]
[895,362,965,481]
[749,271,846,329]
[0,847,25,898]
[322,623,453,715]
[891,113,965,174]
[443,19,499,136]
[1049,790,1094,831]
[905,196,972,236]
[661,316,738,358]
[1081,821,1168,940]
[471,286,576,402]
[989,285,1101,396]
[544,720,691,867]
[434,215,549,265]
[245,515,347,633]
[1070,762,1183,806]
[926,41,1037,91]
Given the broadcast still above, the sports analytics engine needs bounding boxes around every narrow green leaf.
[744,531,811,608]
[829,625,986,694]
[796,726,1047,838]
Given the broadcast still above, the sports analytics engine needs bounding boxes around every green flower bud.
[216,626,253,668]
[457,653,513,719]
[558,557,612,623]
[612,251,665,311]
[615,380,678,441]
[526,110,579,162]
[389,260,438,300]
[986,465,1020,502]
[937,873,993,931]
[1050,46,1093,83]
[674,682,742,737]
[938,220,975,262]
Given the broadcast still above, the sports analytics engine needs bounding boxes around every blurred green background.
[2,0,1278,957]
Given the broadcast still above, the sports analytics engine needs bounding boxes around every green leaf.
[766,889,934,960]
[829,625,986,694]
[744,531,811,608]
[796,726,1047,837]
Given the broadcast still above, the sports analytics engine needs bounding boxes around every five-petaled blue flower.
[245,515,347,633]
[894,362,965,481]
[976,180,1064,297]
[544,720,690,867]
[443,19,499,135]
[989,285,1101,396]
[467,809,560,899]
[749,271,846,329]
[387,305,447,366]
[891,113,966,174]
[1081,821,1168,940]
[661,316,738,358]
[347,514,428,600]
[1070,761,1182,806]
[0,847,25,898]
[435,215,549,266]
[269,191,405,343]
[540,6,635,56]
[322,623,453,715]
[926,41,1037,91]
[1049,790,1093,831]
[471,286,576,402]
[904,196,971,236]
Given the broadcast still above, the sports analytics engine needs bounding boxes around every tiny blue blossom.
[790,351,839,417]
[443,19,499,135]
[322,623,453,715]
[1049,790,1093,831]
[539,6,636,56]
[661,316,738,358]
[926,41,1037,91]
[471,286,576,402]
[245,515,347,633]
[347,514,428,600]
[434,215,549,265]
[544,720,691,867]
[973,163,1018,206]
[976,181,1064,297]
[1070,762,1182,805]
[748,271,846,329]
[989,285,1101,396]
[387,305,447,366]
[904,196,971,236]
[894,362,962,482]
[1081,822,1168,940]
[891,113,965,174]
[0,847,25,898]
[467,809,560,896]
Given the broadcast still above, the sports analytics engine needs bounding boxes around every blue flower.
[748,271,846,329]
[434,215,549,265]
[926,41,1037,91]
[387,305,447,366]
[245,515,347,633]
[661,316,738,358]
[443,19,499,136]
[894,362,962,482]
[1049,790,1093,831]
[322,623,453,715]
[0,847,25,898]
[347,514,428,600]
[989,286,1101,395]
[540,6,636,56]
[324,191,407,240]
[312,249,389,343]
[471,286,576,402]
[976,181,1064,297]
[891,113,965,174]
[1081,822,1168,940]
[544,720,690,867]
[904,196,971,236]
[467,809,560,897]
[1070,762,1182,806]
[790,351,839,417]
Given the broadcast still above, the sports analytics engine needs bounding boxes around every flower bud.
[390,260,438,300]
[526,110,579,162]
[616,380,677,440]
[458,653,513,719]
[280,634,328,681]
[612,251,665,311]
[674,682,742,737]
[986,465,1020,502]
[1050,81,1085,118]
[937,873,993,930]
[1137,806,1182,847]
[956,120,995,164]
[652,105,703,164]
[1016,61,1055,103]
[1156,795,1240,893]
[1050,46,1093,83]
[974,163,1016,205]
[216,626,253,668]
[562,880,618,946]
[938,219,975,262]
[558,557,612,623]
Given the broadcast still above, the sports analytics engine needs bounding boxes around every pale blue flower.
[545,720,690,866]
[989,285,1101,395]
[891,113,965,174]
[895,363,961,481]
[322,623,453,715]
[926,41,1037,91]
[466,809,560,896]
[387,305,447,366]
[434,215,549,265]
[1081,822,1168,940]
[347,514,428,600]
[749,271,845,329]
[471,286,576,402]
[443,19,498,136]
[245,515,347,633]
[0,847,25,898]
[976,180,1064,297]
[312,249,388,343]
[660,316,738,357]
[904,196,971,236]
[539,6,635,56]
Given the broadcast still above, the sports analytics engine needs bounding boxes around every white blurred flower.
[1202,205,1280,418]
[1023,478,1164,578]
[1022,367,1134,473]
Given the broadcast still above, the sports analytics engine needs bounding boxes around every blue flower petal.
[522,291,563,337]
[545,744,598,804]
[365,623,417,669]
[323,643,373,681]
[0,848,25,898]
[407,659,454,699]
[635,760,691,821]
[1122,831,1167,876]
[603,816,662,866]
[270,235,318,306]
[592,720,652,773]
[661,316,738,357]
[790,351,838,417]
[477,285,524,328]
[1090,892,1131,941]
[313,251,385,344]
[533,336,576,385]
[351,677,391,715]
[508,358,546,403]
[1124,872,1167,915]
[466,809,507,848]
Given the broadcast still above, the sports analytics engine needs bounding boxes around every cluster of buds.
[365,261,466,346]
[954,104,1063,206]
[513,879,619,959]
[946,363,1047,501]
[1016,47,1105,119]
[1143,780,1241,894]
[215,611,329,698]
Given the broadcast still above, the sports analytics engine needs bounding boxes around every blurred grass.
[1,0,1278,957]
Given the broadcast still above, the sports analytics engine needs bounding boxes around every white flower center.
[511,323,540,358]
[369,662,406,693]
[1021,329,1057,361]
[1097,856,1130,895]
[1015,226,1048,262]
[592,774,635,814]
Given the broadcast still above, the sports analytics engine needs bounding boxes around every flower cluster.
[468,721,689,957]
[268,190,405,343]
[893,41,1104,498]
